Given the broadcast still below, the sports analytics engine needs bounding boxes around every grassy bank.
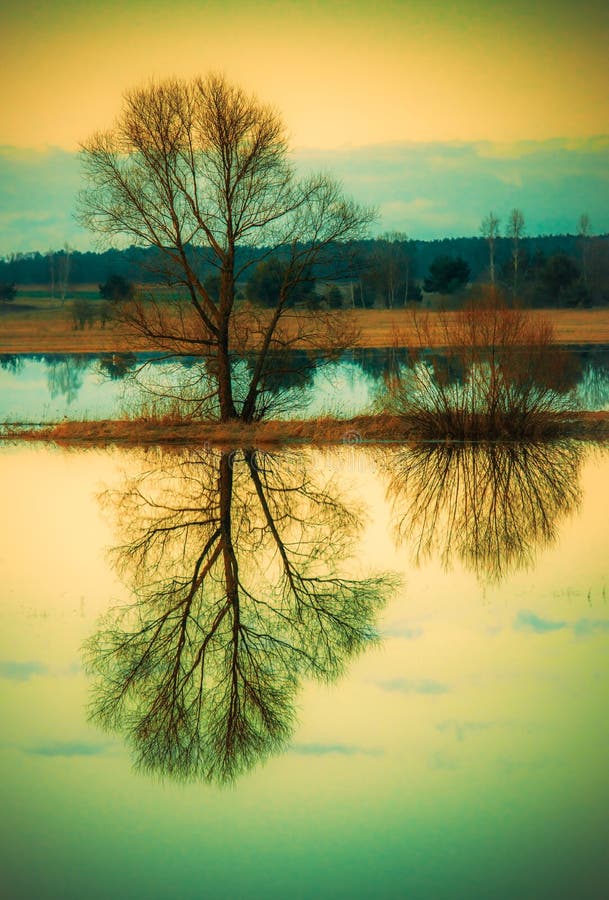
[5,411,609,447]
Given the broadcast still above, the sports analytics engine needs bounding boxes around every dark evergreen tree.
[99,274,135,302]
[424,256,470,294]
[0,282,17,303]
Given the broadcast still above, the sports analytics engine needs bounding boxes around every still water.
[3,348,609,422]
[1,441,608,898]
[0,353,379,422]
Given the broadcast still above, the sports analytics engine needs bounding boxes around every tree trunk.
[217,255,238,421]
[217,338,237,420]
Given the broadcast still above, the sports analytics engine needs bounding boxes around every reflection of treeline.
[3,234,607,307]
[2,345,604,413]
[0,352,138,401]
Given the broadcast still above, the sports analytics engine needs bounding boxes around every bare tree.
[47,249,56,299]
[77,75,375,422]
[366,232,413,308]
[506,208,525,297]
[481,211,500,286]
[56,243,71,304]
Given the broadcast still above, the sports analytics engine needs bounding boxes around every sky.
[1,0,608,253]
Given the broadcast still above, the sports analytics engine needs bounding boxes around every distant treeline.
[0,235,596,283]
[1,233,608,307]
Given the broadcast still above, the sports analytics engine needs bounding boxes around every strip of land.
[3,300,609,353]
[5,411,609,447]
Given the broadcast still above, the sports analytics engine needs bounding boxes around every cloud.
[496,755,560,775]
[572,618,609,638]
[0,660,48,681]
[0,659,82,680]
[380,624,424,640]
[1,136,608,254]
[514,611,568,634]
[0,146,89,255]
[290,743,383,757]
[436,720,497,741]
[515,612,609,638]
[21,740,109,757]
[295,136,609,239]
[476,135,609,161]
[377,678,450,695]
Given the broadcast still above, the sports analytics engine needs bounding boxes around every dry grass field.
[2,293,609,354]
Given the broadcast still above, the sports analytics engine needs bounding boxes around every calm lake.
[1,440,608,899]
[3,346,609,422]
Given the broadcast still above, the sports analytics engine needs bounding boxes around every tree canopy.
[360,233,421,307]
[247,256,315,308]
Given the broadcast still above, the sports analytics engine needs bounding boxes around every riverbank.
[5,411,609,447]
[3,302,609,353]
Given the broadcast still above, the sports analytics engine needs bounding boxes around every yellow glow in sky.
[2,0,608,149]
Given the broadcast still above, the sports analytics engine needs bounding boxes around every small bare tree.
[577,213,592,290]
[481,211,500,286]
[77,75,375,422]
[367,232,412,307]
[47,249,56,299]
[506,208,525,297]
[57,243,71,303]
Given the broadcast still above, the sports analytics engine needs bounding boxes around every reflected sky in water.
[1,442,609,898]
[3,350,609,423]
[0,354,379,422]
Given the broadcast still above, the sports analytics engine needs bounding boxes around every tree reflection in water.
[85,448,395,784]
[386,441,583,584]
[44,354,89,403]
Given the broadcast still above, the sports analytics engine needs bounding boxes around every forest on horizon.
[2,231,608,309]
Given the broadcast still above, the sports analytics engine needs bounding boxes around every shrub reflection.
[386,441,583,583]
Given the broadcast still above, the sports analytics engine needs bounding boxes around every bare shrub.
[380,287,579,440]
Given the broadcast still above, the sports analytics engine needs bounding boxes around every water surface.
[1,441,608,898]
[3,347,609,422]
